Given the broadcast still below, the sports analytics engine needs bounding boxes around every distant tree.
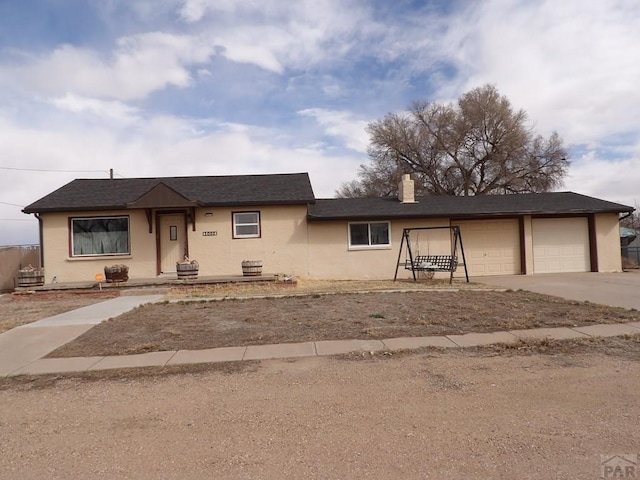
[620,203,640,230]
[337,84,569,197]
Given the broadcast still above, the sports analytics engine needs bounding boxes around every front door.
[159,214,186,274]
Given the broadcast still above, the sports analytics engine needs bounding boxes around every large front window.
[233,212,260,238]
[71,216,130,256]
[349,222,390,248]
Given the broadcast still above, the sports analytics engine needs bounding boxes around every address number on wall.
[202,231,218,236]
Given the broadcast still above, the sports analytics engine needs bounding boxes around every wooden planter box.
[17,268,44,287]
[177,261,199,279]
[104,265,129,283]
[241,260,263,276]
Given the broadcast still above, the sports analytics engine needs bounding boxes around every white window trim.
[233,211,261,239]
[70,215,131,257]
[348,221,392,250]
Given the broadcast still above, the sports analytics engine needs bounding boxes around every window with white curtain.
[71,216,130,256]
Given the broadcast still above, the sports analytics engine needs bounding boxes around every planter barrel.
[104,265,129,283]
[17,268,45,287]
[241,260,263,276]
[177,262,199,279]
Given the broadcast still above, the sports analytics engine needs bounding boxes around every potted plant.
[241,260,263,276]
[177,257,199,279]
[104,264,129,283]
[17,265,45,287]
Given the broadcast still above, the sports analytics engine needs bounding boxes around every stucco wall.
[595,212,623,272]
[307,218,452,280]
[40,206,310,282]
[39,207,624,283]
[40,210,158,283]
[188,205,309,277]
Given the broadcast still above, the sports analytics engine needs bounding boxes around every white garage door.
[454,219,521,276]
[532,218,590,273]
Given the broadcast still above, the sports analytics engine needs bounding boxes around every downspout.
[34,213,44,269]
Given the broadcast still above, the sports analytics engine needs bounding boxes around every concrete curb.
[8,322,640,377]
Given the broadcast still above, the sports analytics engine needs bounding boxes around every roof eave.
[307,208,632,221]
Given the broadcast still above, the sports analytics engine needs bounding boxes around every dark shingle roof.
[23,173,316,213]
[307,192,633,220]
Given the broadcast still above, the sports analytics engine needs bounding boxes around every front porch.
[14,273,284,293]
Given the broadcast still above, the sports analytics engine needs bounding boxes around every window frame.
[69,215,131,257]
[232,211,261,239]
[348,221,391,250]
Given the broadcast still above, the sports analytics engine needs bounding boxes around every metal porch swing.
[393,226,469,284]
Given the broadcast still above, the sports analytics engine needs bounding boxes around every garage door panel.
[532,218,590,274]
[455,219,520,276]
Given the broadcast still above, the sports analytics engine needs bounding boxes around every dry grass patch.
[165,277,481,300]
[48,290,640,358]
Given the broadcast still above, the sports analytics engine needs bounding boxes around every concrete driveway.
[473,271,640,310]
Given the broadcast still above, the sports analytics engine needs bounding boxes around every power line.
[0,201,25,207]
[0,218,36,221]
[0,167,108,173]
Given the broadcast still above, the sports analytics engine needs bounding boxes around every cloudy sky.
[1,0,639,245]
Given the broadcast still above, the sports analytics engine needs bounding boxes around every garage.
[454,219,521,276]
[532,217,590,273]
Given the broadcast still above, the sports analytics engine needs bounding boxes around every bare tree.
[620,202,640,230]
[337,84,569,197]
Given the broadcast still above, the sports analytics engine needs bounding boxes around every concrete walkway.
[0,295,640,376]
[2,290,640,377]
[0,295,164,376]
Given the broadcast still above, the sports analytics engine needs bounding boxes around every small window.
[169,226,178,241]
[349,222,390,248]
[71,216,130,256]
[233,212,260,238]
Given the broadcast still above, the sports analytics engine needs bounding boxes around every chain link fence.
[622,246,640,269]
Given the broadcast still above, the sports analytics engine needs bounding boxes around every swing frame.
[393,226,469,284]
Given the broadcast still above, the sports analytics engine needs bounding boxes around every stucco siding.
[40,210,158,283]
[188,205,309,277]
[595,212,623,272]
[307,219,451,280]
[38,206,625,283]
[40,206,310,282]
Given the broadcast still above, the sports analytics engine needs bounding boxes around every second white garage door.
[532,218,590,273]
[454,219,521,276]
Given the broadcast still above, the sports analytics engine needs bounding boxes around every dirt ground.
[48,289,640,358]
[2,344,639,479]
[0,291,119,334]
[0,279,463,336]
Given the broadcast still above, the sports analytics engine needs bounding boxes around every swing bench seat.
[409,255,458,273]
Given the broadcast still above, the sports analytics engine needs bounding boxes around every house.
[620,227,640,268]
[22,172,633,283]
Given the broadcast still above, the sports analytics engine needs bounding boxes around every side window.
[233,212,261,238]
[348,222,390,248]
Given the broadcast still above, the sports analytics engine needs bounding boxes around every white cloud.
[0,110,362,244]
[1,32,215,100]
[178,0,372,73]
[298,108,369,153]
[50,94,141,124]
[439,0,640,145]
[564,151,640,208]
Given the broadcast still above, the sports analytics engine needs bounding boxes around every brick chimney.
[398,174,416,203]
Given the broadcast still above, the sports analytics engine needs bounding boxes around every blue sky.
[1,0,639,245]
